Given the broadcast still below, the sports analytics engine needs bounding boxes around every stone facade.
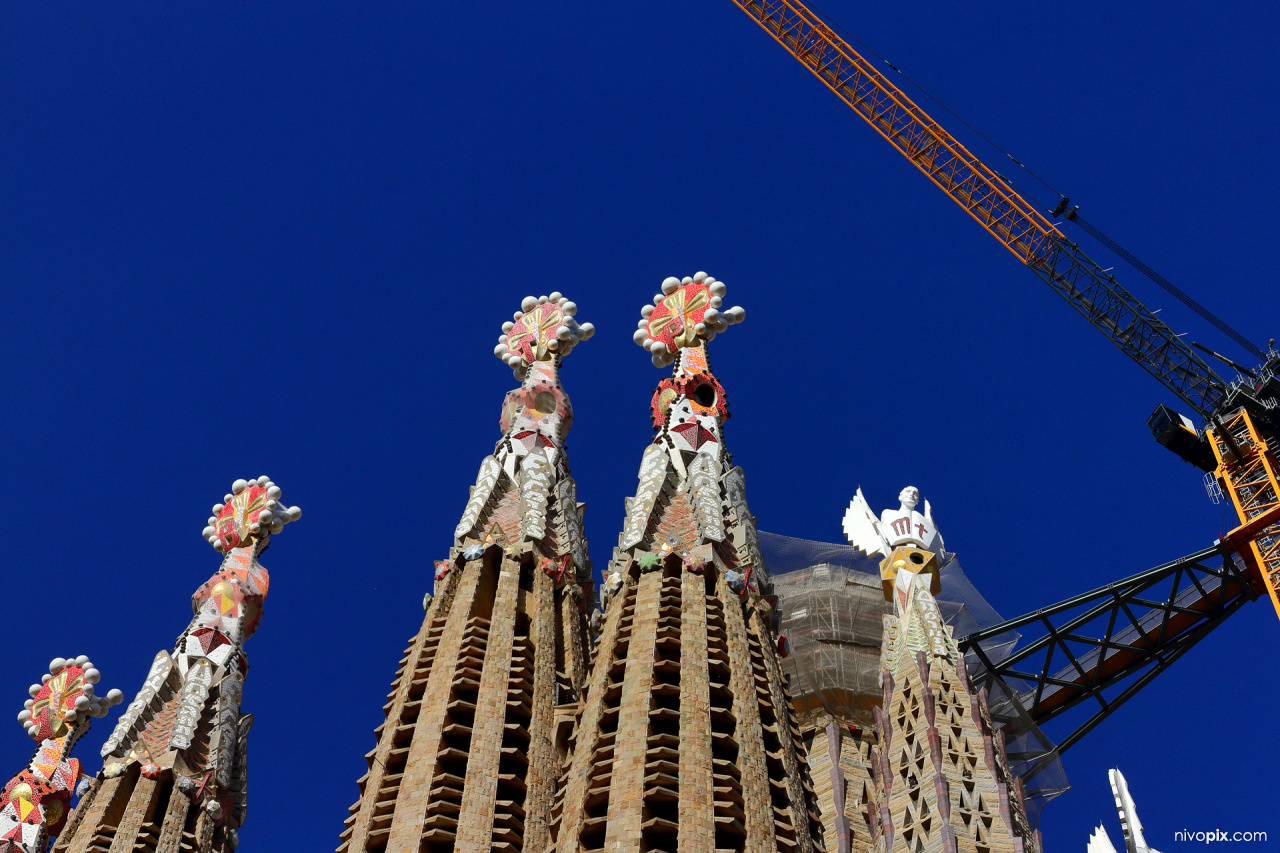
[338,295,594,853]
[866,547,1039,853]
[53,476,299,853]
[551,274,825,853]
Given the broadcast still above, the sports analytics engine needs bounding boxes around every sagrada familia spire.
[339,294,596,853]
[0,658,121,853]
[839,487,1039,853]
[552,272,826,853]
[53,476,300,853]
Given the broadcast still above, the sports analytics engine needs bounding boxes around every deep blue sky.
[3,3,1277,848]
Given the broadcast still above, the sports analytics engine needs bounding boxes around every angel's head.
[898,486,920,511]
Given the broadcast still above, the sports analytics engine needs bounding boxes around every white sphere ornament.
[521,296,537,311]
[232,479,248,494]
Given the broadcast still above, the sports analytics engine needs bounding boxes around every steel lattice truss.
[958,544,1255,767]
[729,0,1227,419]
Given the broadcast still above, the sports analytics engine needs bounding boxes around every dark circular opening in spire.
[691,382,716,408]
[910,552,925,565]
[532,391,557,415]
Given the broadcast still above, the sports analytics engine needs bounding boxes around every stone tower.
[843,487,1040,853]
[54,476,300,853]
[0,657,122,853]
[552,272,826,853]
[338,294,596,853]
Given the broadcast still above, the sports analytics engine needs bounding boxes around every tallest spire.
[552,272,824,853]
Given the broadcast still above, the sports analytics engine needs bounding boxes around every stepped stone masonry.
[793,488,1042,853]
[551,273,825,853]
[338,294,595,853]
[54,476,300,853]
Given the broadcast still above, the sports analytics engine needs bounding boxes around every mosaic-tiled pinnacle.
[340,294,594,853]
[553,272,825,853]
[54,477,299,853]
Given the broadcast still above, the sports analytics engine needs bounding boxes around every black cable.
[1069,213,1264,361]
[805,3,1264,362]
[808,2,1067,202]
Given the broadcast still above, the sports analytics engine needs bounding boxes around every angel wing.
[843,487,888,558]
[923,499,946,555]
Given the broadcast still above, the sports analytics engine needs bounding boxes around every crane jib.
[732,0,1228,418]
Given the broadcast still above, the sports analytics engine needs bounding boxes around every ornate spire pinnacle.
[633,271,743,368]
[495,292,594,380]
[452,294,594,567]
[555,272,826,853]
[0,658,122,853]
[57,477,300,853]
[201,476,301,553]
[341,297,597,853]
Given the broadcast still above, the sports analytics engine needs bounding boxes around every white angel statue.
[842,486,945,558]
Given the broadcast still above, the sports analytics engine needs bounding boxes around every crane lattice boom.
[730,0,1227,418]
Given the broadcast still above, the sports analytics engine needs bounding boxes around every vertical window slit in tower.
[493,611,533,850]
[642,571,682,848]
[748,624,797,843]
[707,588,746,852]
[421,558,496,851]
[131,777,169,853]
[578,575,639,849]
[554,587,572,706]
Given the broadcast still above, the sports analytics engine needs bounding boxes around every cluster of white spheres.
[633,272,745,367]
[18,656,125,739]
[202,476,302,550]
[493,292,595,379]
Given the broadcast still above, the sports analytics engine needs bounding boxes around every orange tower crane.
[729,0,1280,620]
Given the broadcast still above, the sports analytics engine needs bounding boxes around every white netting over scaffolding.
[761,530,1068,825]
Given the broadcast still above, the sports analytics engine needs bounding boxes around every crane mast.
[730,0,1280,620]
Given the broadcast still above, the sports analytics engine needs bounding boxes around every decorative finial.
[201,476,301,552]
[633,271,744,368]
[494,292,594,380]
[0,658,123,851]
[17,657,122,742]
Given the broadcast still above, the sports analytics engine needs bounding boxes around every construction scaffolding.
[762,530,1068,824]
